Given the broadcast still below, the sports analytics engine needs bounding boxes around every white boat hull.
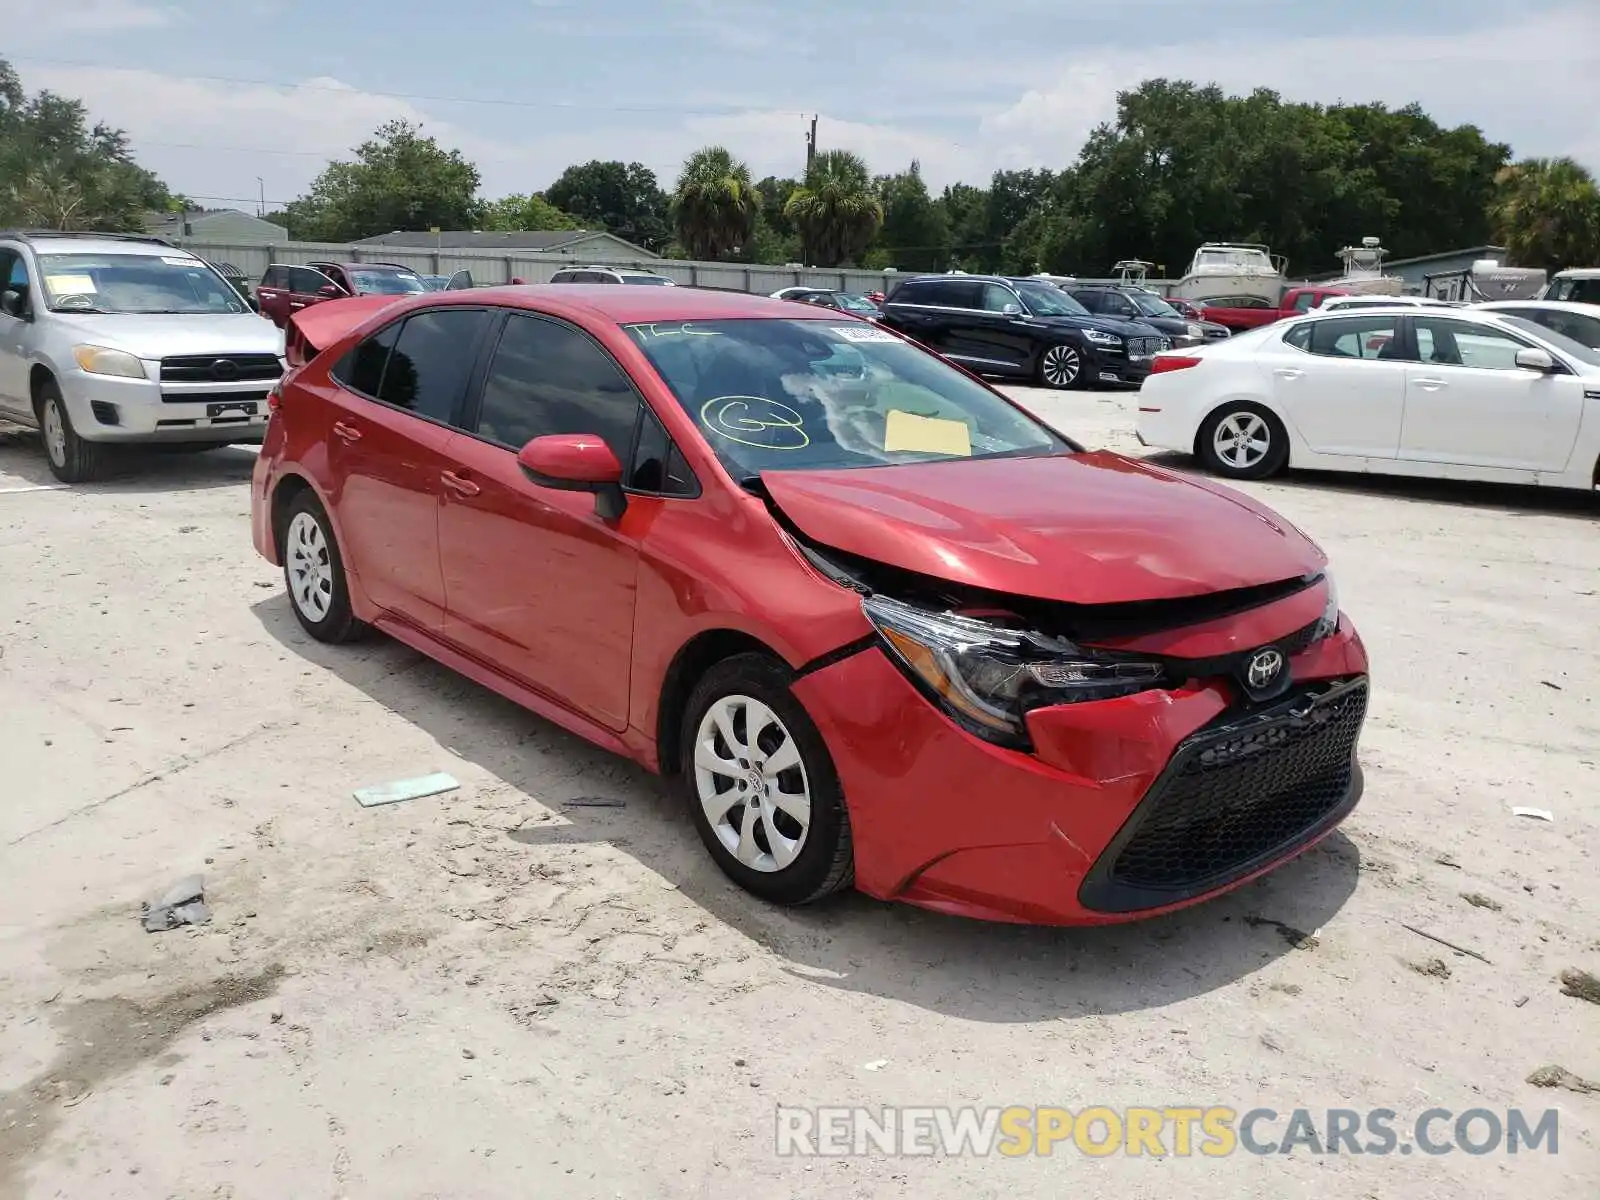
[1171,271,1283,304]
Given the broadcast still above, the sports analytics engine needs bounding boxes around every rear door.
[1269,313,1408,458]
[1399,314,1584,471]
[437,310,646,729]
[323,307,495,630]
[257,264,293,326]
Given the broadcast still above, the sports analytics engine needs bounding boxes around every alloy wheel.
[286,511,334,622]
[1212,411,1271,470]
[692,693,811,873]
[1042,344,1081,387]
[42,398,67,468]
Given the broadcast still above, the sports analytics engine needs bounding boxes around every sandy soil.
[1,392,1596,1199]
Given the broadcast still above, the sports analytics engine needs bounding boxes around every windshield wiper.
[50,304,117,314]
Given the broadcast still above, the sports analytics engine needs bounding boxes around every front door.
[0,249,36,417]
[1270,312,1408,458]
[438,311,642,730]
[324,307,494,630]
[1399,315,1585,472]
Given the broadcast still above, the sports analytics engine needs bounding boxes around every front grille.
[1080,678,1367,912]
[160,354,281,383]
[160,389,271,405]
[1128,336,1164,356]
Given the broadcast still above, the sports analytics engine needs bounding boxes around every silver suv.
[0,231,285,482]
[548,265,676,286]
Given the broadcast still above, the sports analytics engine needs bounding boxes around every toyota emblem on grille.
[211,358,239,380]
[1247,648,1285,690]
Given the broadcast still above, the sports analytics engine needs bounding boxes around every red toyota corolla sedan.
[251,286,1368,925]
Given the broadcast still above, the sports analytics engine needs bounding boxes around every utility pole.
[805,115,817,172]
[257,177,265,217]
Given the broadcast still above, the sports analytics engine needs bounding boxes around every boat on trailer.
[1331,237,1404,295]
[1171,242,1286,304]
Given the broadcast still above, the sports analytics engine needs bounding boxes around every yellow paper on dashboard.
[46,274,96,293]
[884,409,971,456]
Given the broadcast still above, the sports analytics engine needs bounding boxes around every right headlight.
[1312,572,1339,639]
[862,594,1167,747]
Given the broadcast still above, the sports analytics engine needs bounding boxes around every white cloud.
[985,6,1600,174]
[0,0,173,37]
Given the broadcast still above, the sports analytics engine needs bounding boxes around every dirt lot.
[1,391,1597,1199]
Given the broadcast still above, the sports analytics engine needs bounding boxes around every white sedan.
[1135,307,1600,490]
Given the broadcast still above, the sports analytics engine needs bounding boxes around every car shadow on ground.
[1142,449,1600,519]
[0,427,259,494]
[251,595,1362,1023]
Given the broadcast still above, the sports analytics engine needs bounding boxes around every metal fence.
[171,236,1180,296]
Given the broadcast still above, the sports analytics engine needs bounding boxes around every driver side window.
[980,283,1019,313]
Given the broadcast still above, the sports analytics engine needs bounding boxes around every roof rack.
[0,229,175,247]
[365,261,421,272]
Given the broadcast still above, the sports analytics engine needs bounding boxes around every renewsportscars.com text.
[775,1105,1560,1158]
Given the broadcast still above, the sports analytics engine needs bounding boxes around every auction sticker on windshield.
[45,275,95,292]
[830,325,898,343]
[161,257,200,267]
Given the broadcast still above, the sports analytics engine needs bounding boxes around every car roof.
[317,261,416,272]
[402,284,841,324]
[1476,299,1597,313]
[1552,268,1600,279]
[15,234,183,257]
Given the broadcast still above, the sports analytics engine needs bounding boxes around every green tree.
[786,149,882,268]
[0,58,171,231]
[938,183,990,270]
[544,160,671,252]
[1489,157,1600,272]
[670,146,757,261]
[870,161,948,271]
[480,193,580,232]
[285,119,480,242]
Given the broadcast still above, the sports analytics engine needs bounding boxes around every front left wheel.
[679,653,854,906]
[1037,342,1086,390]
[36,380,111,484]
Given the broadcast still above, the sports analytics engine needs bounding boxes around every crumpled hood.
[763,450,1325,604]
[51,311,284,359]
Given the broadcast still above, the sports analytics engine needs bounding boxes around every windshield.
[1196,248,1272,270]
[1129,292,1179,318]
[626,318,1067,476]
[833,294,879,314]
[350,270,427,295]
[37,253,247,315]
[1015,284,1088,317]
[1499,316,1600,366]
[622,275,674,285]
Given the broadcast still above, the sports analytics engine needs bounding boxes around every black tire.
[1036,341,1087,390]
[1196,401,1290,480]
[678,653,854,906]
[36,379,111,484]
[281,491,367,643]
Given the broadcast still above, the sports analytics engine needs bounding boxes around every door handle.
[440,469,480,497]
[1413,378,1447,390]
[332,420,362,443]
[1273,368,1304,379]
[288,302,306,309]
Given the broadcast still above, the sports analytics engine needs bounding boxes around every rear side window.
[473,312,640,460]
[376,309,492,422]
[550,270,576,284]
[334,321,401,396]
[1301,315,1402,360]
[288,266,331,293]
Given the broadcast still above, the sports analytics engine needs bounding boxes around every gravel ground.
[1,390,1597,1199]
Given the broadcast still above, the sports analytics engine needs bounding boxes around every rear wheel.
[36,379,112,484]
[1197,402,1290,480]
[281,492,367,643]
[679,653,853,906]
[1037,342,1086,390]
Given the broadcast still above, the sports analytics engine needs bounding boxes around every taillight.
[1151,355,1202,374]
[267,384,281,412]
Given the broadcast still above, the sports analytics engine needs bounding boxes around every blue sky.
[7,0,1598,217]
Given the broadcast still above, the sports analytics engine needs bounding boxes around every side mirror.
[517,434,626,519]
[1001,303,1023,317]
[317,284,343,298]
[1514,346,1556,373]
[1,290,25,318]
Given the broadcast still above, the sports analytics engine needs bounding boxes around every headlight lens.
[862,594,1166,747]
[1187,322,1203,338]
[1313,573,1339,639]
[1083,328,1122,346]
[73,345,147,379]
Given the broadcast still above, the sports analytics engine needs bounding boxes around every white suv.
[0,231,285,482]
[548,265,676,286]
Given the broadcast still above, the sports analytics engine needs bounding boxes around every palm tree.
[785,150,883,267]
[671,147,756,261]
[1489,157,1600,272]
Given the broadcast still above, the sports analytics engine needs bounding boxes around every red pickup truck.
[1186,286,1351,331]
